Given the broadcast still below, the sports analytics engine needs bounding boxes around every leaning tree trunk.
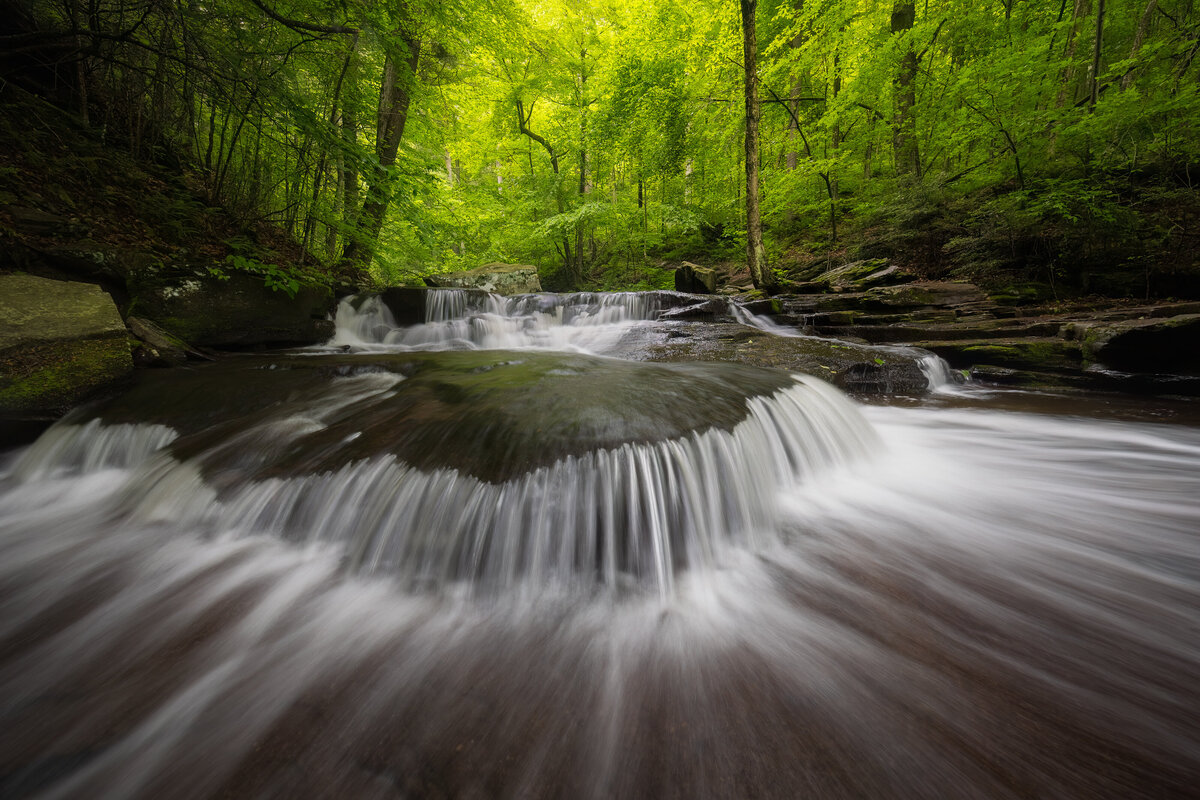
[740,0,776,293]
[343,30,421,275]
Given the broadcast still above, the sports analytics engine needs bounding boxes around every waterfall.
[9,373,879,597]
[9,418,178,481]
[326,289,661,353]
[729,302,804,337]
[917,353,964,392]
[7,289,1196,798]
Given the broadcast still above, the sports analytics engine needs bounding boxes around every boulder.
[0,273,133,419]
[424,263,542,295]
[127,271,335,348]
[675,262,720,294]
[1071,314,1200,374]
[85,350,795,484]
[658,297,734,321]
[816,260,911,291]
[920,338,1084,374]
[860,281,988,310]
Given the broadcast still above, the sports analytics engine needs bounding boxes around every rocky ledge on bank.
[769,273,1200,394]
[668,257,1200,395]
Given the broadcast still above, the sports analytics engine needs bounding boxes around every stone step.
[815,321,1065,344]
[918,338,1084,373]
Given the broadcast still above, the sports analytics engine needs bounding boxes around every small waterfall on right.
[917,353,965,392]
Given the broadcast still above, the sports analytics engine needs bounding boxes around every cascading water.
[2,289,1198,798]
[5,350,875,598]
[323,287,961,392]
[326,289,661,353]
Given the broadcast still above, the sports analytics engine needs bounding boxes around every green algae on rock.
[0,273,133,418]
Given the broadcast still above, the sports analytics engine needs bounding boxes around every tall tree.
[343,17,422,273]
[740,0,776,292]
[890,0,919,176]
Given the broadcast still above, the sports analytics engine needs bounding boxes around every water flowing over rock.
[9,282,1197,800]
[39,350,873,594]
[3,386,1200,797]
[326,287,948,394]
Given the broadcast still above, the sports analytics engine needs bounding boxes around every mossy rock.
[0,273,133,419]
[816,259,910,291]
[987,282,1055,306]
[1077,314,1200,374]
[127,270,335,348]
[0,337,133,418]
[423,263,542,295]
[922,338,1083,373]
[633,322,931,394]
[861,281,988,310]
[674,262,720,294]
[83,350,796,483]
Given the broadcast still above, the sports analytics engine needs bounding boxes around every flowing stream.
[2,290,1199,798]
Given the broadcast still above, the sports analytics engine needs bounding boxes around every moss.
[957,340,1082,371]
[0,336,133,416]
[988,282,1054,306]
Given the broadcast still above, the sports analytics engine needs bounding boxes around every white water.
[322,288,960,392]
[325,290,661,354]
[3,376,876,599]
[2,289,1197,797]
[1,403,1198,797]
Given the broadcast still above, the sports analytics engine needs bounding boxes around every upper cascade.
[326,289,662,353]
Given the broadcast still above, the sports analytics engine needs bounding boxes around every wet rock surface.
[616,322,932,395]
[770,282,1200,393]
[84,350,795,484]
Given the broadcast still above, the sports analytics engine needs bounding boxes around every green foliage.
[207,239,332,298]
[13,0,1200,295]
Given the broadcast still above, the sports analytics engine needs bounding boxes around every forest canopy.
[3,0,1199,296]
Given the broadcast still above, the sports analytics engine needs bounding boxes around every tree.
[740,0,777,292]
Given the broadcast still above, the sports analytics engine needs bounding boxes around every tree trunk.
[740,0,776,292]
[343,29,421,273]
[891,1,920,177]
[514,97,574,282]
[575,45,589,281]
[1121,0,1157,89]
[1057,0,1091,108]
[331,34,359,258]
[1088,0,1105,110]
[785,3,805,173]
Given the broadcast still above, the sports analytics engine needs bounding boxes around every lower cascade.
[11,350,877,595]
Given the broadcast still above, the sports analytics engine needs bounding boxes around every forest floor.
[0,85,313,299]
